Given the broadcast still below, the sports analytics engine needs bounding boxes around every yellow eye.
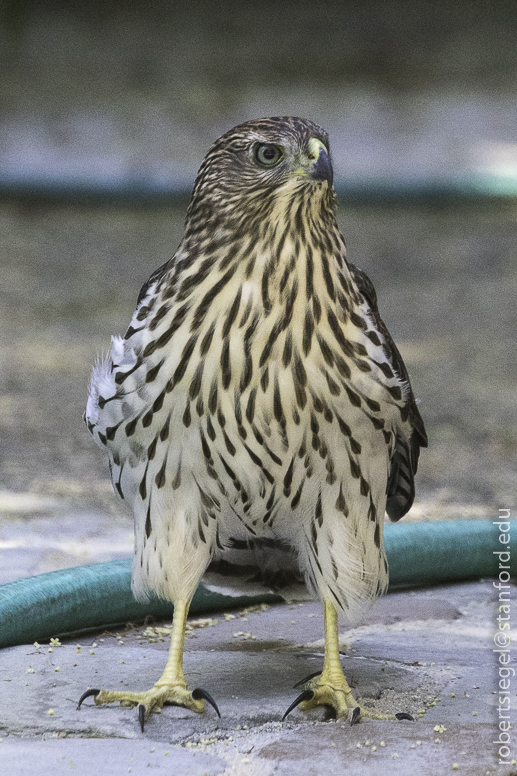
[254,143,284,167]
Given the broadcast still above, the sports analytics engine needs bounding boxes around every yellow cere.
[307,137,328,160]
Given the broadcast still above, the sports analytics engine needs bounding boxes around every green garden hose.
[0,519,512,649]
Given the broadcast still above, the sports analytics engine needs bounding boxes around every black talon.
[138,704,146,732]
[350,706,361,726]
[293,671,321,688]
[192,687,221,718]
[77,688,100,710]
[395,712,414,721]
[282,689,315,721]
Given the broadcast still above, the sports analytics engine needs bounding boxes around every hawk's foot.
[78,683,220,731]
[76,599,220,731]
[285,601,414,724]
[284,670,409,723]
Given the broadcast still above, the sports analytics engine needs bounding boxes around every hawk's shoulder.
[136,258,174,306]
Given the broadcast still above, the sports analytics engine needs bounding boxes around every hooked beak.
[308,137,333,186]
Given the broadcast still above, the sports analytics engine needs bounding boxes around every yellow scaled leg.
[284,601,413,724]
[77,599,220,731]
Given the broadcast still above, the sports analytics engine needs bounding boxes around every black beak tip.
[311,149,333,186]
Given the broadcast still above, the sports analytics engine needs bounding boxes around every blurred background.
[0,0,516,582]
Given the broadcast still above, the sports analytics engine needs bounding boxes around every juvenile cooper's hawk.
[80,117,427,729]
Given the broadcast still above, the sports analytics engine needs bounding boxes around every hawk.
[80,117,427,729]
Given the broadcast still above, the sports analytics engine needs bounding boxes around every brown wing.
[348,261,428,522]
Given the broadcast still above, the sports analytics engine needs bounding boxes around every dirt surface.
[0,199,515,524]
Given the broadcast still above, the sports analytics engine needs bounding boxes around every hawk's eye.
[254,143,284,167]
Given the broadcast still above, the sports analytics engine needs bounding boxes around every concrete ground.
[0,504,516,775]
[0,571,515,776]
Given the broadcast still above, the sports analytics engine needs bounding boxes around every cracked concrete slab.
[1,580,516,775]
[0,738,225,776]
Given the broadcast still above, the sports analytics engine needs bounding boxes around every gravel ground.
[0,199,515,523]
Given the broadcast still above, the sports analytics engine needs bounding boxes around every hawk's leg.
[285,601,411,723]
[78,598,220,730]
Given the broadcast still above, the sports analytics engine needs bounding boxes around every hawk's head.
[186,117,335,230]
